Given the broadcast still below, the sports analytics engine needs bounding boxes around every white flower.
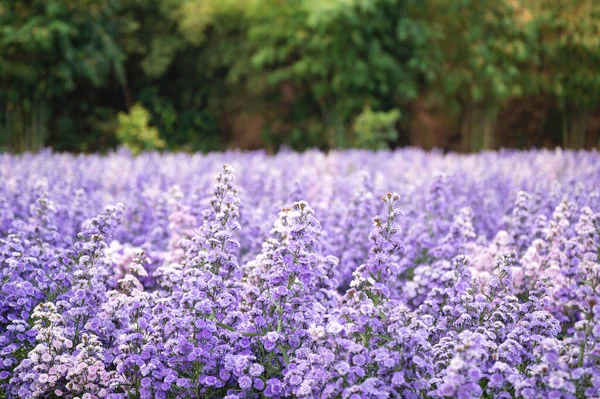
[326,320,343,334]
[307,324,326,341]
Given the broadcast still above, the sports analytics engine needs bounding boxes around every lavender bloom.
[0,149,599,398]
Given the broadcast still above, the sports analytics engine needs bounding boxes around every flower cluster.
[1,148,600,398]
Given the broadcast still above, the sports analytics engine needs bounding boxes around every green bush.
[0,0,125,152]
[351,105,401,150]
[2,0,600,153]
[238,0,433,149]
[116,104,165,154]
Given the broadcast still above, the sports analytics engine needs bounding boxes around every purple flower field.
[1,148,600,399]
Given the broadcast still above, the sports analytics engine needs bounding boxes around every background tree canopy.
[1,0,599,153]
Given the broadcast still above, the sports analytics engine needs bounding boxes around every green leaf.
[278,345,290,365]
[217,323,235,332]
[242,332,265,337]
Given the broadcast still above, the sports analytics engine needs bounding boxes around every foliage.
[1,0,599,153]
[426,0,537,151]
[351,105,401,149]
[136,88,221,152]
[0,0,125,151]
[0,0,125,96]
[525,0,600,148]
[240,0,435,148]
[116,103,165,154]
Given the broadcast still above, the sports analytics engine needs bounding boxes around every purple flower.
[238,375,252,390]
[2,150,600,398]
[265,378,282,397]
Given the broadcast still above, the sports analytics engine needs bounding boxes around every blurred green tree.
[1,0,598,153]
[245,0,436,149]
[0,0,125,151]
[121,0,235,152]
[175,0,435,149]
[525,0,600,149]
[425,0,536,152]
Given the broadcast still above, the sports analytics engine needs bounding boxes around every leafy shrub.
[116,104,165,154]
[351,105,401,149]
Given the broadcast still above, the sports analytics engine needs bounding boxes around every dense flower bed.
[1,148,600,399]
